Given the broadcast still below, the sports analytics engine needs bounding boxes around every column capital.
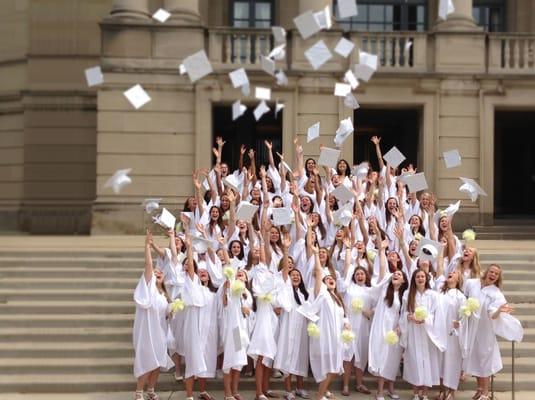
[109,0,150,19]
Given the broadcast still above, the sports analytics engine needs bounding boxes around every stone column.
[164,0,202,25]
[435,0,479,31]
[110,0,150,19]
[299,0,331,13]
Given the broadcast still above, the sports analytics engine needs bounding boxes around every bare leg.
[355,367,364,387]
[284,375,293,393]
[172,353,182,377]
[198,377,207,393]
[147,369,160,389]
[136,371,150,391]
[317,373,334,400]
[185,376,195,397]
[262,366,272,394]
[480,376,490,396]
[388,380,396,396]
[255,356,265,397]
[342,361,352,391]
[376,376,385,397]
[223,372,233,398]
[296,376,304,391]
[232,369,241,396]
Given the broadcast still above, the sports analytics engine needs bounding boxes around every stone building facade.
[1,0,535,234]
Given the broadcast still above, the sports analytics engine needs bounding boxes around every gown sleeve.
[134,274,157,309]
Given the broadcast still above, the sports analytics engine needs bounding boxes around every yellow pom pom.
[466,297,480,313]
[459,305,472,318]
[462,229,476,241]
[171,298,185,313]
[258,293,273,303]
[222,211,230,221]
[414,306,428,322]
[351,298,364,314]
[366,249,377,262]
[223,266,235,280]
[307,322,320,338]
[384,330,399,345]
[414,233,423,241]
[341,329,355,343]
[230,280,245,296]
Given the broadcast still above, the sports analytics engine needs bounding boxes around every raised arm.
[248,149,257,181]
[265,140,275,169]
[281,233,291,282]
[291,201,304,241]
[305,214,314,260]
[259,166,269,201]
[277,152,288,193]
[436,239,446,279]
[238,144,246,172]
[184,230,195,280]
[342,237,352,280]
[312,245,322,297]
[193,170,205,216]
[216,136,225,164]
[261,199,272,266]
[144,229,155,283]
[312,167,324,205]
[294,138,305,179]
[200,168,217,204]
[376,225,388,283]
[371,136,385,171]
[168,228,178,265]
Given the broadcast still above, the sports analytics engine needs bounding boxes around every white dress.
[400,289,447,387]
[247,263,279,366]
[197,285,218,378]
[462,279,524,377]
[438,287,466,390]
[273,279,309,377]
[340,282,374,370]
[133,274,173,378]
[367,274,403,381]
[309,284,345,383]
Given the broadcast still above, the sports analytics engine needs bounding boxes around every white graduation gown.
[462,279,524,377]
[273,279,309,377]
[309,284,345,383]
[197,285,218,378]
[367,274,403,381]
[133,274,173,378]
[400,289,447,387]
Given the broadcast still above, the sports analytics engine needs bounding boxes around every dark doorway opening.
[353,108,421,170]
[212,104,283,171]
[494,111,535,217]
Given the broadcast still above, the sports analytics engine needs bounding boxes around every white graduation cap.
[255,86,271,101]
[275,101,284,117]
[260,55,276,76]
[154,208,176,230]
[344,93,360,110]
[443,149,462,169]
[333,203,353,227]
[275,70,288,86]
[334,37,355,58]
[334,117,354,147]
[318,147,341,169]
[293,10,322,40]
[417,237,442,263]
[182,49,213,83]
[434,200,461,225]
[123,84,151,110]
[272,26,287,44]
[268,44,286,61]
[314,5,332,30]
[141,198,162,214]
[438,0,455,20]
[254,100,270,121]
[229,68,249,89]
[192,235,216,254]
[383,146,406,169]
[459,177,487,202]
[235,201,259,222]
[272,207,294,226]
[232,100,247,121]
[223,174,241,192]
[104,168,132,194]
[337,0,358,19]
[307,122,320,143]
[152,8,171,23]
[304,40,333,70]
[404,172,428,193]
[296,301,319,322]
[344,69,359,89]
[84,66,103,87]
[334,83,352,97]
[332,184,354,203]
[352,162,369,179]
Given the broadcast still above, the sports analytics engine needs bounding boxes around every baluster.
[393,37,399,67]
[245,33,252,64]
[225,34,232,64]
[385,36,392,67]
[503,39,510,69]
[398,37,403,67]
[530,39,535,70]
[255,34,262,64]
[513,39,520,69]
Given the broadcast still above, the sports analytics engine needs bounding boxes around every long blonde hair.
[459,247,481,279]
[481,263,503,288]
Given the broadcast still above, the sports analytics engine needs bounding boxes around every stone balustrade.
[489,34,535,73]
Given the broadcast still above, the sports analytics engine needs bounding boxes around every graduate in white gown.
[367,229,408,400]
[462,264,524,400]
[400,269,447,400]
[273,234,310,400]
[309,243,348,400]
[133,230,173,400]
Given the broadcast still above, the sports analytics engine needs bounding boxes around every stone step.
[0,371,531,393]
[0,288,133,301]
[474,225,535,232]
[0,267,142,278]
[0,277,138,289]
[0,327,131,343]
[0,257,142,268]
[0,300,133,315]
[475,233,535,240]
[513,304,535,316]
[500,341,535,357]
[0,342,133,358]
[0,358,134,375]
[0,314,134,328]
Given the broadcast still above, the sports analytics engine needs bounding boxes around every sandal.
[233,394,244,400]
[325,391,334,399]
[265,391,280,399]
[147,389,159,400]
[225,397,236,400]
[387,392,400,400]
[199,392,215,400]
[355,384,371,394]
[341,386,349,397]
[472,390,482,400]
[256,395,269,400]
[134,390,144,400]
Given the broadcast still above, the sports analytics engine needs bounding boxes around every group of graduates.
[132,137,523,400]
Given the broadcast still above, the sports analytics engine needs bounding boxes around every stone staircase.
[0,249,534,394]
[472,221,535,240]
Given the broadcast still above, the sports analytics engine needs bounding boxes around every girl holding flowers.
[132,230,173,400]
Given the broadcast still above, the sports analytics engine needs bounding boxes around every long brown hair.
[384,271,408,308]
[440,269,464,294]
[407,269,431,313]
[352,266,372,287]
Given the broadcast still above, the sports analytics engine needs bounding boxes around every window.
[335,0,427,32]
[231,0,274,28]
[473,0,505,32]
